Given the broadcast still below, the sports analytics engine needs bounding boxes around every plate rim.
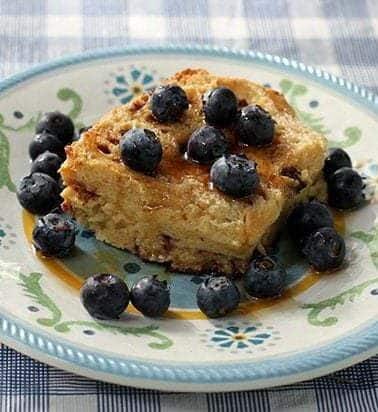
[0,44,377,391]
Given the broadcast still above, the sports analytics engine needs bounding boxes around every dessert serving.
[60,69,328,275]
[16,69,365,319]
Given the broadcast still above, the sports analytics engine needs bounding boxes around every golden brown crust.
[60,69,327,275]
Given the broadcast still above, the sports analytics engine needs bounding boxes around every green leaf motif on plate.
[0,129,16,192]
[19,272,173,350]
[19,272,62,327]
[302,277,378,327]
[327,127,362,149]
[0,87,85,193]
[57,88,85,130]
[350,225,378,268]
[0,109,45,192]
[279,79,362,148]
[279,79,329,134]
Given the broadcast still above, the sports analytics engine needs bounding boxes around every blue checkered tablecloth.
[0,1,377,411]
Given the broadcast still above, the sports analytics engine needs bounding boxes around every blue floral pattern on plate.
[200,321,281,353]
[105,65,159,104]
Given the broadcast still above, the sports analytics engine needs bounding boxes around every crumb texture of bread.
[60,68,327,275]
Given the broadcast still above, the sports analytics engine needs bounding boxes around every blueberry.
[32,213,76,257]
[244,256,286,298]
[210,154,260,198]
[203,87,238,127]
[196,276,240,318]
[187,126,229,164]
[29,132,66,160]
[31,151,63,180]
[327,167,364,210]
[235,105,275,147]
[287,200,334,244]
[17,173,61,215]
[130,276,170,317]
[120,128,162,174]
[323,148,352,181]
[302,227,345,272]
[150,85,189,122]
[80,274,130,320]
[36,111,74,144]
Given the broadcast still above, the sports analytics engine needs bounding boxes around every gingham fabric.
[0,1,377,411]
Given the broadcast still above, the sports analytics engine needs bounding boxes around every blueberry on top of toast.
[150,85,189,123]
[210,154,260,198]
[236,104,275,147]
[202,86,238,127]
[120,128,162,174]
[187,125,229,164]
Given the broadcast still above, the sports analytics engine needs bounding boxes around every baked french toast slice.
[60,69,327,275]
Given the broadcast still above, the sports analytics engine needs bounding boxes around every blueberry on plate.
[235,105,275,147]
[17,173,61,215]
[150,85,189,122]
[187,125,229,164]
[287,200,334,244]
[130,276,170,317]
[203,87,238,127]
[196,276,240,318]
[302,227,346,272]
[32,213,76,257]
[210,154,260,198]
[36,111,74,144]
[29,132,66,160]
[120,128,162,174]
[323,148,352,181]
[244,256,286,298]
[80,274,130,320]
[31,151,63,180]
[327,167,364,210]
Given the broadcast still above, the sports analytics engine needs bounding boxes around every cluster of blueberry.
[197,255,286,318]
[16,112,80,257]
[289,148,365,273]
[323,148,364,210]
[17,112,75,216]
[120,84,275,198]
[80,253,287,320]
[81,274,170,319]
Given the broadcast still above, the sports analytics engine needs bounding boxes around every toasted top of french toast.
[61,69,326,256]
[66,68,325,191]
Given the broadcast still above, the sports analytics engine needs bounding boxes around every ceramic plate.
[0,45,377,392]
